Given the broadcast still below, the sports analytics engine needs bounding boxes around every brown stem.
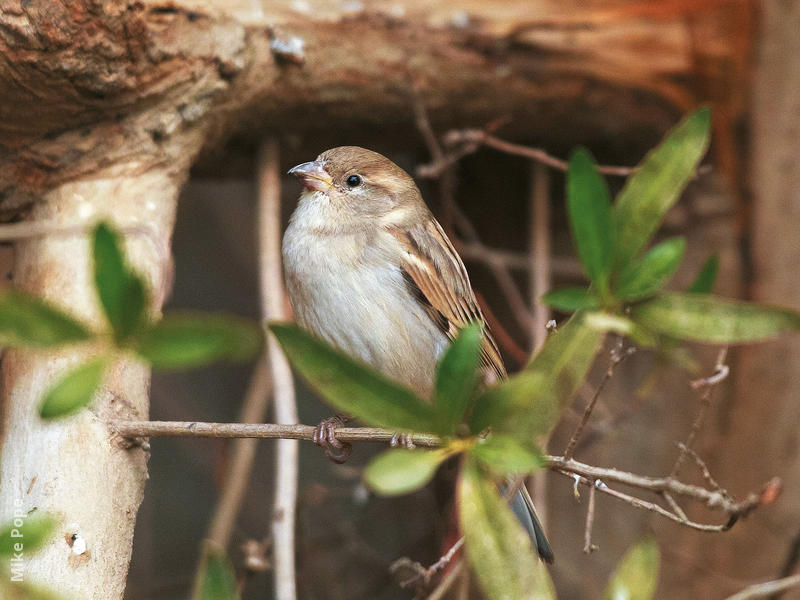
[563,339,631,460]
[257,139,299,600]
[670,348,729,478]
[582,483,597,554]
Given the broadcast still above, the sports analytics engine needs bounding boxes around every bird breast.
[283,218,448,399]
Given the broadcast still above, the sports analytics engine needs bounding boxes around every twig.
[563,338,632,460]
[425,561,465,600]
[410,95,535,333]
[410,87,457,234]
[582,483,597,554]
[197,151,282,556]
[456,241,583,277]
[676,442,728,496]
[419,129,636,179]
[475,290,528,366]
[111,418,775,532]
[206,359,273,548]
[529,161,552,530]
[258,139,299,600]
[529,161,552,352]
[662,491,689,522]
[671,348,729,478]
[724,574,800,600]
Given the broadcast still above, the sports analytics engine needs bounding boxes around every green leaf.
[434,324,482,436]
[93,222,148,342]
[135,313,264,370]
[364,449,450,496]
[471,435,544,476]
[269,323,435,431]
[39,357,108,419]
[688,253,719,294]
[613,108,711,268]
[604,537,660,600]
[193,542,240,600]
[542,288,599,312]
[470,315,604,439]
[0,513,58,558]
[459,457,556,600]
[631,292,800,344]
[617,237,686,301]
[567,149,614,294]
[0,290,92,348]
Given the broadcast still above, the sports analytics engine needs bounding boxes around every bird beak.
[288,160,333,192]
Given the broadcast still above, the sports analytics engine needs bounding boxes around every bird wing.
[387,219,506,383]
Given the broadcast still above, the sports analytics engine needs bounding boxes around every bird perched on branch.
[284,146,553,562]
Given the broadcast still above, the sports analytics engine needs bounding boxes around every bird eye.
[345,174,362,188]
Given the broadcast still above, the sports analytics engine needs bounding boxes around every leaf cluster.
[0,223,264,420]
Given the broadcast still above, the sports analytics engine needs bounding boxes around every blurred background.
[5,0,797,598]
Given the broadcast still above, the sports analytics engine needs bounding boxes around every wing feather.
[387,220,506,383]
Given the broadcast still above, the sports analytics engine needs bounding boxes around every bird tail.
[509,483,554,563]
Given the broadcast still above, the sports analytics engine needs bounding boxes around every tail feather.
[510,484,554,563]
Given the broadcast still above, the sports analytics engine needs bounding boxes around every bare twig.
[457,241,583,277]
[724,574,800,600]
[206,359,272,547]
[112,418,775,533]
[671,348,729,478]
[419,129,636,179]
[563,338,632,460]
[425,561,465,600]
[258,139,299,600]
[529,161,552,530]
[582,483,597,554]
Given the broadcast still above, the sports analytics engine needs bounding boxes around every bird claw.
[390,432,416,450]
[313,415,353,464]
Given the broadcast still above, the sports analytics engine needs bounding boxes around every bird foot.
[390,432,416,450]
[313,415,353,463]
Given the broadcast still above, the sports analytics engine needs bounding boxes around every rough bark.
[0,155,187,597]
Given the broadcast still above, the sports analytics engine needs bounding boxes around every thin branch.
[724,575,800,600]
[419,129,635,179]
[563,338,632,460]
[425,561,465,600]
[206,359,272,547]
[111,421,442,446]
[456,241,583,278]
[111,419,776,532]
[671,348,729,478]
[257,138,299,600]
[582,483,597,554]
[528,161,552,531]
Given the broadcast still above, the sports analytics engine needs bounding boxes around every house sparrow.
[284,146,553,562]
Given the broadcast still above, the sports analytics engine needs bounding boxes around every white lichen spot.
[270,35,306,64]
[70,533,87,555]
[77,201,94,220]
[291,0,311,14]
[451,10,470,29]
[341,0,364,14]
[388,4,406,18]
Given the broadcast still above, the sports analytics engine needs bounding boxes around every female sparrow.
[284,146,553,562]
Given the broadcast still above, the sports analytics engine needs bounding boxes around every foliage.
[192,542,240,600]
[0,222,264,420]
[271,107,800,600]
[604,537,661,600]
